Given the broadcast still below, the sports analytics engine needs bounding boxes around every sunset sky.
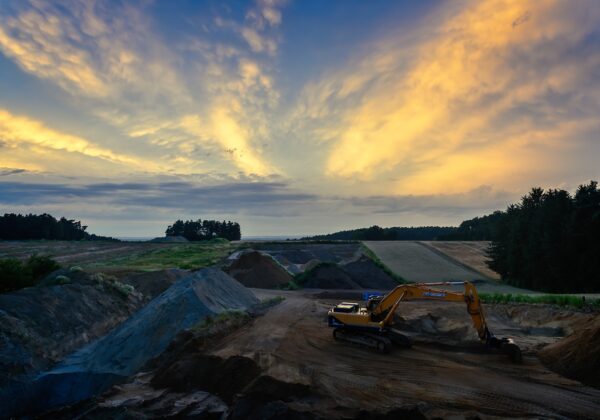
[1,0,599,237]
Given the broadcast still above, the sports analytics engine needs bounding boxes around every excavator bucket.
[489,336,522,363]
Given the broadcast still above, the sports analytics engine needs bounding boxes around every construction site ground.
[212,288,600,418]
[2,240,600,418]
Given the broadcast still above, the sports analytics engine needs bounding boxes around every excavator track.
[333,328,392,354]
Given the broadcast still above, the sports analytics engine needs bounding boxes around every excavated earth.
[47,288,600,419]
[3,241,600,418]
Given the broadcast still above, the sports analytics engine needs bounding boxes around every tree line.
[303,225,457,241]
[484,181,600,293]
[0,213,118,241]
[165,219,241,241]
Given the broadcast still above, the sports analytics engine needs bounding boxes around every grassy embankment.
[480,293,600,309]
[85,239,234,272]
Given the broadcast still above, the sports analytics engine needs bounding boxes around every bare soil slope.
[365,241,531,293]
[540,315,600,387]
[225,251,293,288]
[421,241,500,280]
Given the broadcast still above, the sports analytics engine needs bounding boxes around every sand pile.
[540,315,600,387]
[226,251,293,288]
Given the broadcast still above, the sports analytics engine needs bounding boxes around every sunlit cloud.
[291,0,600,194]
[0,0,283,176]
[0,0,598,234]
[0,108,155,171]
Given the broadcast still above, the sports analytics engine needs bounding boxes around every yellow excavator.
[327,281,522,363]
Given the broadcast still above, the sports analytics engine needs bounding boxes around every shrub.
[91,273,135,298]
[0,259,32,293]
[27,254,61,282]
[0,255,61,293]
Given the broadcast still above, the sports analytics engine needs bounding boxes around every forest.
[0,213,117,241]
[485,181,600,293]
[165,219,241,241]
[303,225,457,241]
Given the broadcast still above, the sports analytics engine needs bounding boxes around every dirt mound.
[0,269,143,383]
[539,315,600,387]
[1,268,259,418]
[298,257,398,290]
[153,354,261,403]
[226,251,293,288]
[341,256,398,289]
[300,263,362,289]
[121,268,189,301]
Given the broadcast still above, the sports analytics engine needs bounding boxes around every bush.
[0,259,32,293]
[27,254,61,281]
[0,255,61,293]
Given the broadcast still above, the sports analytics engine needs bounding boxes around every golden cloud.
[0,108,155,171]
[293,0,600,194]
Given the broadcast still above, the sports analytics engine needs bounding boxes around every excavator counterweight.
[327,281,522,363]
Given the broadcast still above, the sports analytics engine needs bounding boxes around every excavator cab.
[331,302,360,313]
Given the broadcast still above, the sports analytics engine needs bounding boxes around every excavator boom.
[327,281,522,363]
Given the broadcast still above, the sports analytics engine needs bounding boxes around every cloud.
[0,178,514,220]
[0,108,157,171]
[0,167,27,176]
[0,0,284,176]
[289,0,600,194]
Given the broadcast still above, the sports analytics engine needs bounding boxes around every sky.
[0,0,599,237]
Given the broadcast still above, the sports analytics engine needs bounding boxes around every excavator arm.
[371,282,490,341]
[328,281,522,362]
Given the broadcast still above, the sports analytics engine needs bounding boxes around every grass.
[85,241,235,272]
[261,296,285,305]
[191,310,251,335]
[479,293,600,309]
[360,243,407,283]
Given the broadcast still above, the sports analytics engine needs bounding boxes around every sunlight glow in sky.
[0,0,599,236]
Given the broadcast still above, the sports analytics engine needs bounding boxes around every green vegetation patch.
[0,254,60,293]
[480,293,600,309]
[191,310,251,335]
[85,241,235,272]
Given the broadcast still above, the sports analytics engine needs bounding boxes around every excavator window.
[332,302,359,313]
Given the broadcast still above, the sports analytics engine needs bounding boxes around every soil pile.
[342,255,399,289]
[540,315,600,387]
[0,269,143,383]
[226,251,293,288]
[299,256,398,289]
[122,268,189,301]
[0,267,259,418]
[300,263,361,289]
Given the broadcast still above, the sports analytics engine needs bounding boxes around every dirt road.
[212,289,600,418]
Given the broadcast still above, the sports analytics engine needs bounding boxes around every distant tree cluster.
[302,225,458,241]
[165,219,241,241]
[437,212,505,240]
[486,181,600,293]
[0,213,118,241]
